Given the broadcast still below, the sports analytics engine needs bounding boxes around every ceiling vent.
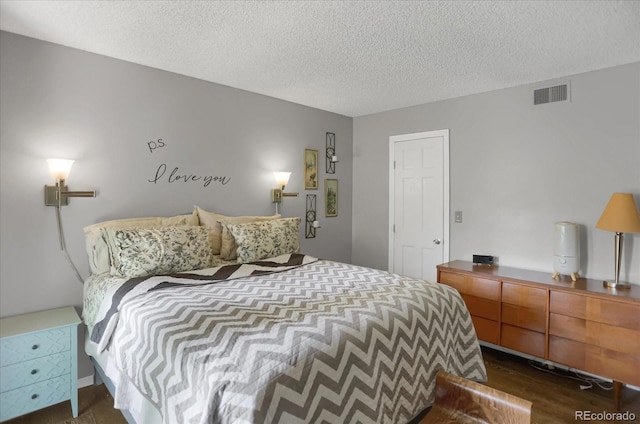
[534,83,569,105]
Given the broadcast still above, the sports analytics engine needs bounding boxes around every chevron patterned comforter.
[84,253,486,424]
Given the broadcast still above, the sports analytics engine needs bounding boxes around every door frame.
[388,129,450,273]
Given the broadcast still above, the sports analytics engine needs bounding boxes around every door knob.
[433,238,442,245]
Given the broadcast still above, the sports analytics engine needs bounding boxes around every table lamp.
[596,193,640,289]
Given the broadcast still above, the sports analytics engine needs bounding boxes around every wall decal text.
[147,138,166,153]
[148,163,231,187]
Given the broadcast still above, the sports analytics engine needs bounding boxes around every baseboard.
[78,375,94,389]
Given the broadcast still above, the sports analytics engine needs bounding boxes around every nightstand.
[0,306,81,421]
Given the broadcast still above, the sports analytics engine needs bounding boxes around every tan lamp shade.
[596,193,640,233]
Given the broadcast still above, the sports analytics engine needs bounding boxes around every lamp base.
[603,280,632,290]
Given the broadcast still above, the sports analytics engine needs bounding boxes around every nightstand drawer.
[0,327,71,367]
[0,375,71,422]
[1,352,71,392]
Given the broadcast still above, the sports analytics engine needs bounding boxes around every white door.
[389,130,449,281]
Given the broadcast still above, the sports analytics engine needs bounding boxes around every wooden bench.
[420,371,532,424]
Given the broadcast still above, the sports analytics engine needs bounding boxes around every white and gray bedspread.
[84,253,486,424]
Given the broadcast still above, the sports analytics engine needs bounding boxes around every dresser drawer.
[501,324,545,358]
[549,292,640,331]
[0,374,71,422]
[439,272,499,301]
[471,316,499,344]
[460,294,499,321]
[1,351,71,392]
[502,303,546,332]
[549,336,640,386]
[0,328,71,367]
[549,313,640,356]
[502,282,546,309]
[548,335,585,369]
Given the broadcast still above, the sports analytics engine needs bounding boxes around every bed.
[81,208,486,424]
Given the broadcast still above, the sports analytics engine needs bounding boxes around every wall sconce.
[44,158,96,283]
[271,172,299,213]
[326,132,338,174]
[305,194,321,238]
[44,159,96,206]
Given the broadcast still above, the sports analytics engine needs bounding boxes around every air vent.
[534,84,568,105]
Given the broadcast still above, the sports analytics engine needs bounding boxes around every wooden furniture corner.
[420,370,532,424]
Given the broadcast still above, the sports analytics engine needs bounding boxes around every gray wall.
[0,32,352,379]
[353,63,640,284]
[2,29,639,384]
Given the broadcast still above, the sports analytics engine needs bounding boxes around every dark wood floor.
[6,346,639,424]
[481,347,639,423]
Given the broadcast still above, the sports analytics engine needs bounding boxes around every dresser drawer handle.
[31,394,38,400]
[31,344,39,350]
[30,369,38,375]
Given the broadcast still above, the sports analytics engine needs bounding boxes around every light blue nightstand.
[0,306,81,421]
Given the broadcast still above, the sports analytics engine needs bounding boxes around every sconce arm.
[44,182,96,206]
[63,190,96,197]
[271,187,299,203]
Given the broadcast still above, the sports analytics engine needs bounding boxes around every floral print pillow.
[226,217,301,263]
[104,225,212,278]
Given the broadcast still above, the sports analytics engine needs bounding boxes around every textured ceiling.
[1,1,639,117]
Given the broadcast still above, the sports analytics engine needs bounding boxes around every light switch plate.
[455,211,463,223]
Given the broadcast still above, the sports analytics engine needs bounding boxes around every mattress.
[83,253,486,424]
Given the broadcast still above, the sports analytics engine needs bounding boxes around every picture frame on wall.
[325,178,338,217]
[304,149,318,189]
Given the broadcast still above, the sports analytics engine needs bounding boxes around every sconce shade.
[596,193,640,233]
[274,172,291,188]
[47,158,74,181]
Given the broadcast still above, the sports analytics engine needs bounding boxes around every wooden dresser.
[437,260,640,410]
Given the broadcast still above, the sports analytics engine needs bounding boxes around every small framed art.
[325,178,338,217]
[304,149,318,190]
